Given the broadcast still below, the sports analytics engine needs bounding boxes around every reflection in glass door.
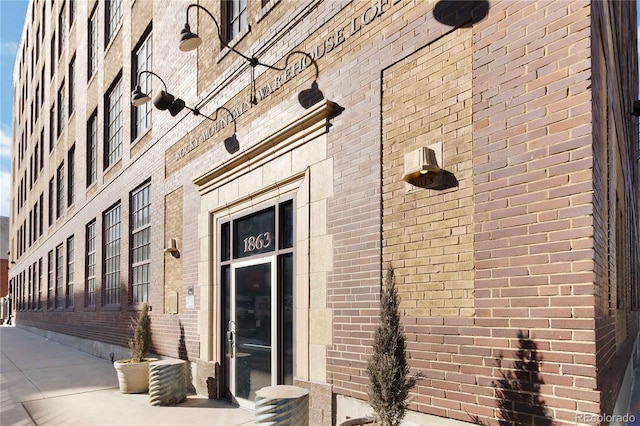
[226,258,275,408]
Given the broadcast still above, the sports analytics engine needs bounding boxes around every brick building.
[9,0,640,424]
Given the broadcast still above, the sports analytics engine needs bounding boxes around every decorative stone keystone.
[149,359,187,406]
[255,385,309,425]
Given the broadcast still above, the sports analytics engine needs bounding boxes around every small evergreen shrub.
[367,265,422,426]
[129,304,152,363]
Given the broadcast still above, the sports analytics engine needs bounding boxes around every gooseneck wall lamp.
[179,4,324,108]
[132,70,187,116]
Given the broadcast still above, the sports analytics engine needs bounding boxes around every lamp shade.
[131,85,151,106]
[153,91,176,111]
[179,24,202,51]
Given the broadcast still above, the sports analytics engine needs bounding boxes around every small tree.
[129,304,152,363]
[367,265,422,426]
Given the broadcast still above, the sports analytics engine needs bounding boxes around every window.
[50,30,55,77]
[67,145,75,206]
[69,0,75,26]
[56,243,64,308]
[48,177,54,226]
[49,106,55,151]
[86,221,97,307]
[57,81,65,136]
[58,4,65,58]
[35,84,39,118]
[130,182,151,304]
[38,258,43,310]
[56,162,64,218]
[39,193,44,236]
[34,141,39,180]
[32,200,38,243]
[66,235,74,308]
[224,0,247,43]
[47,251,54,308]
[87,111,97,186]
[68,56,75,116]
[106,0,123,43]
[39,129,44,171]
[103,204,121,305]
[88,5,98,78]
[133,30,152,139]
[105,77,123,167]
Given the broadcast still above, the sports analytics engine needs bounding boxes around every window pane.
[233,207,275,259]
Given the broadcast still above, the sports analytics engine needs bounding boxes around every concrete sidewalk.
[0,325,255,426]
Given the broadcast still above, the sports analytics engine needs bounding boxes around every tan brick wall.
[164,187,183,314]
[382,28,474,318]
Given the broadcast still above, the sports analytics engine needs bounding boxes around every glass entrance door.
[225,257,276,408]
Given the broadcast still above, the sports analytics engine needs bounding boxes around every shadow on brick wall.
[433,0,489,28]
[494,330,552,426]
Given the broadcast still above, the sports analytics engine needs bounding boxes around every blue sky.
[0,0,27,217]
[0,1,639,218]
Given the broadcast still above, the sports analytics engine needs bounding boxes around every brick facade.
[9,0,640,424]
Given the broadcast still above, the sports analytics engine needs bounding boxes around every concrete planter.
[113,359,155,393]
[338,419,374,426]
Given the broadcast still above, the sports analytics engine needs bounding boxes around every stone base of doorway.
[292,379,332,426]
[334,394,475,426]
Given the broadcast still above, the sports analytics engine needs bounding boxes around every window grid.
[88,6,98,78]
[58,4,65,58]
[106,79,123,167]
[57,82,65,137]
[67,145,75,206]
[134,33,152,138]
[55,244,64,308]
[48,178,54,226]
[106,0,123,43]
[130,183,151,304]
[87,112,97,186]
[69,0,75,26]
[68,56,75,116]
[66,236,74,308]
[103,205,121,305]
[56,162,64,218]
[225,0,247,43]
[38,258,43,310]
[86,221,97,307]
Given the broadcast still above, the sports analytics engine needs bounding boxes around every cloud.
[0,123,12,160]
[0,125,12,218]
[0,41,19,56]
[0,169,10,217]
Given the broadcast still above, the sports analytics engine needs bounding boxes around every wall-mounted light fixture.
[132,70,187,116]
[179,4,323,108]
[403,146,441,184]
[164,238,180,258]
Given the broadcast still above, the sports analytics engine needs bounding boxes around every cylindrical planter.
[113,359,155,393]
[255,385,309,426]
[148,359,187,406]
[338,419,374,426]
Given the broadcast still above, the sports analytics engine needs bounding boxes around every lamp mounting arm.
[135,70,169,92]
[185,3,255,65]
[188,106,235,133]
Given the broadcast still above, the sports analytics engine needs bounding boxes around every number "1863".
[243,232,272,253]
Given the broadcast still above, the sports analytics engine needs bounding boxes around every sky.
[0,1,639,219]
[0,0,27,218]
